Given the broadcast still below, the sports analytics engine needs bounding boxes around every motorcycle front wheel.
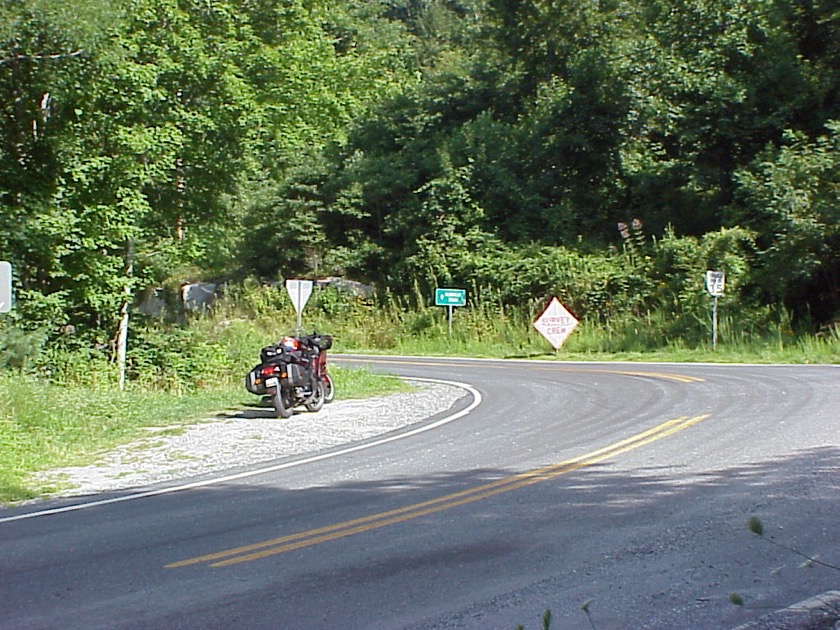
[272,388,292,419]
[304,380,325,412]
[323,373,335,403]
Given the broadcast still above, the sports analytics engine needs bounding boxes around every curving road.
[1,358,838,629]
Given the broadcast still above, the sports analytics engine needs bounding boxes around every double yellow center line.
[167,413,710,569]
[338,357,706,384]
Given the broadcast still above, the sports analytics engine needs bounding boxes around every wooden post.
[116,239,134,390]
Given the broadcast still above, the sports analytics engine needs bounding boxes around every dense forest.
[2,0,838,352]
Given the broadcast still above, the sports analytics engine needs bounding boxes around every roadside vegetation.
[1,0,839,504]
[0,358,409,504]
[1,282,837,504]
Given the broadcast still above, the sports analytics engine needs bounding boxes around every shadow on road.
[4,443,836,630]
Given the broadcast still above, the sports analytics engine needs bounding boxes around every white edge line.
[0,378,481,524]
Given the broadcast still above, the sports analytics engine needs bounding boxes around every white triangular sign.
[285,279,313,314]
[533,297,579,349]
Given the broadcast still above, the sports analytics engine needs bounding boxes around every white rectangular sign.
[0,261,12,313]
[705,271,725,297]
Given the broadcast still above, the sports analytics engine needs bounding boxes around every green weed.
[729,517,840,612]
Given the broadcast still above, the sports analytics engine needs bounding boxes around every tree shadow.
[5,444,837,630]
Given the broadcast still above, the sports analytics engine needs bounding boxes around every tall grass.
[240,282,838,363]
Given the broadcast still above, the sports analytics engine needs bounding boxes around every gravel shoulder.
[35,382,466,499]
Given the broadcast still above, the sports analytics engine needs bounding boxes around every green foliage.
[195,278,840,361]
[733,123,840,321]
[124,320,239,392]
[40,344,116,387]
[541,609,553,630]
[0,372,249,502]
[515,608,555,630]
[747,515,840,571]
[581,599,597,630]
[281,0,839,330]
[329,364,411,400]
[1,0,262,338]
[3,0,840,350]
[0,324,48,370]
[1,0,419,350]
[733,514,840,609]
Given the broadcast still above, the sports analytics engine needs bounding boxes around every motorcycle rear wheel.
[273,388,292,419]
[323,374,335,404]
[304,380,325,412]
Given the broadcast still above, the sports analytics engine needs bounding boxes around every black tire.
[273,387,292,418]
[323,373,335,404]
[304,380,325,412]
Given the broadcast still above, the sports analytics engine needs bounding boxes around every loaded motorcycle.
[245,332,333,418]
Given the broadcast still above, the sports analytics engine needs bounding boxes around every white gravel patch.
[34,383,465,498]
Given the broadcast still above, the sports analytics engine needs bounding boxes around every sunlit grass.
[0,367,407,504]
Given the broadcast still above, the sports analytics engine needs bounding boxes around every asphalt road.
[1,358,838,630]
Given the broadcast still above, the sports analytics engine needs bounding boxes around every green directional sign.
[435,288,466,307]
[435,288,466,336]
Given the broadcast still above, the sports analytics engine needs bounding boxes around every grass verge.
[0,365,408,505]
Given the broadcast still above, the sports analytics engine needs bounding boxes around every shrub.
[0,324,48,371]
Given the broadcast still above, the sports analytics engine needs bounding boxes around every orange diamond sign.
[533,297,579,349]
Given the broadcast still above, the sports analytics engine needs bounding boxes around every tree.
[734,123,840,323]
[238,0,422,281]
[0,0,121,328]
[1,0,262,336]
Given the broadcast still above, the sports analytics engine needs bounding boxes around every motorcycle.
[245,332,333,418]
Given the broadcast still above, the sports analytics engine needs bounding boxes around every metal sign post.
[712,296,719,351]
[435,288,466,336]
[705,271,725,350]
[286,279,314,333]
